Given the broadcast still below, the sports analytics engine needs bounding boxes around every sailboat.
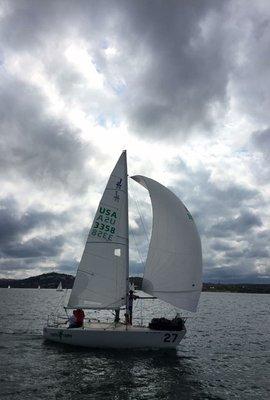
[43,151,202,349]
[56,282,63,291]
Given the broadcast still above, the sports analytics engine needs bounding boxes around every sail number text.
[93,222,115,234]
[163,333,178,343]
[91,206,118,241]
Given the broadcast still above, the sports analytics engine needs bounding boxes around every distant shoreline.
[0,273,269,293]
[202,283,270,294]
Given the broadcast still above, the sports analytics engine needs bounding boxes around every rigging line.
[63,287,70,306]
[128,178,149,270]
[129,178,150,244]
[54,288,68,319]
[131,228,145,270]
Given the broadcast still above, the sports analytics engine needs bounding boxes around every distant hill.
[0,273,143,290]
[0,272,74,289]
[0,273,269,293]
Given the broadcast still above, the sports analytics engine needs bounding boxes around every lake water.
[0,289,269,399]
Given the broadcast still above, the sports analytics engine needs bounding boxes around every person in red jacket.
[73,308,85,327]
[67,309,85,328]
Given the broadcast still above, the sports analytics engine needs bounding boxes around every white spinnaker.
[68,151,128,309]
[132,175,202,312]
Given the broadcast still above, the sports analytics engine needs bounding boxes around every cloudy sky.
[0,0,269,283]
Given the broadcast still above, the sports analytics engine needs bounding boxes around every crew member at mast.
[114,309,120,323]
[127,290,138,325]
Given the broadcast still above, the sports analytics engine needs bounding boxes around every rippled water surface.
[0,289,269,399]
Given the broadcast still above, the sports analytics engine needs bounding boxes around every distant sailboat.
[8,285,11,289]
[43,151,202,349]
[56,282,63,291]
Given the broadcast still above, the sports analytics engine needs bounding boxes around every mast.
[124,150,130,319]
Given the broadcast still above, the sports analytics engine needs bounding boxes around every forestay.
[132,175,202,312]
[68,151,128,309]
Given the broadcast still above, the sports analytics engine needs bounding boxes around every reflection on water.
[40,343,211,400]
[0,289,269,400]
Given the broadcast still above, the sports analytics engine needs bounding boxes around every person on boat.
[114,309,120,323]
[127,290,139,325]
[67,312,77,328]
[67,309,85,328]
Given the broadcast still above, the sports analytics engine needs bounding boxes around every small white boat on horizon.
[56,282,63,291]
[43,151,202,349]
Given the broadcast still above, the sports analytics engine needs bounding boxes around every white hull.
[43,322,186,349]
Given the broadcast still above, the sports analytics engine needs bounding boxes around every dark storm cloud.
[211,239,233,252]
[2,1,268,140]
[250,128,270,183]
[203,263,270,284]
[0,197,68,244]
[0,258,34,272]
[118,0,229,137]
[230,5,270,127]
[1,0,230,139]
[169,157,269,282]
[205,224,269,279]
[171,158,260,205]
[252,128,270,155]
[245,229,270,257]
[245,247,269,259]
[0,197,69,272]
[0,77,95,192]
[209,210,262,237]
[170,158,261,237]
[2,235,64,258]
[257,229,270,240]
[242,240,268,259]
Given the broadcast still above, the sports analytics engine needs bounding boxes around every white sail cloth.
[132,175,202,312]
[68,151,128,309]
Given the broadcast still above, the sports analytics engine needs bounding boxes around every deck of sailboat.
[84,322,149,331]
[49,322,153,332]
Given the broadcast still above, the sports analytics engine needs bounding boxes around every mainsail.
[132,175,202,312]
[68,151,129,309]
